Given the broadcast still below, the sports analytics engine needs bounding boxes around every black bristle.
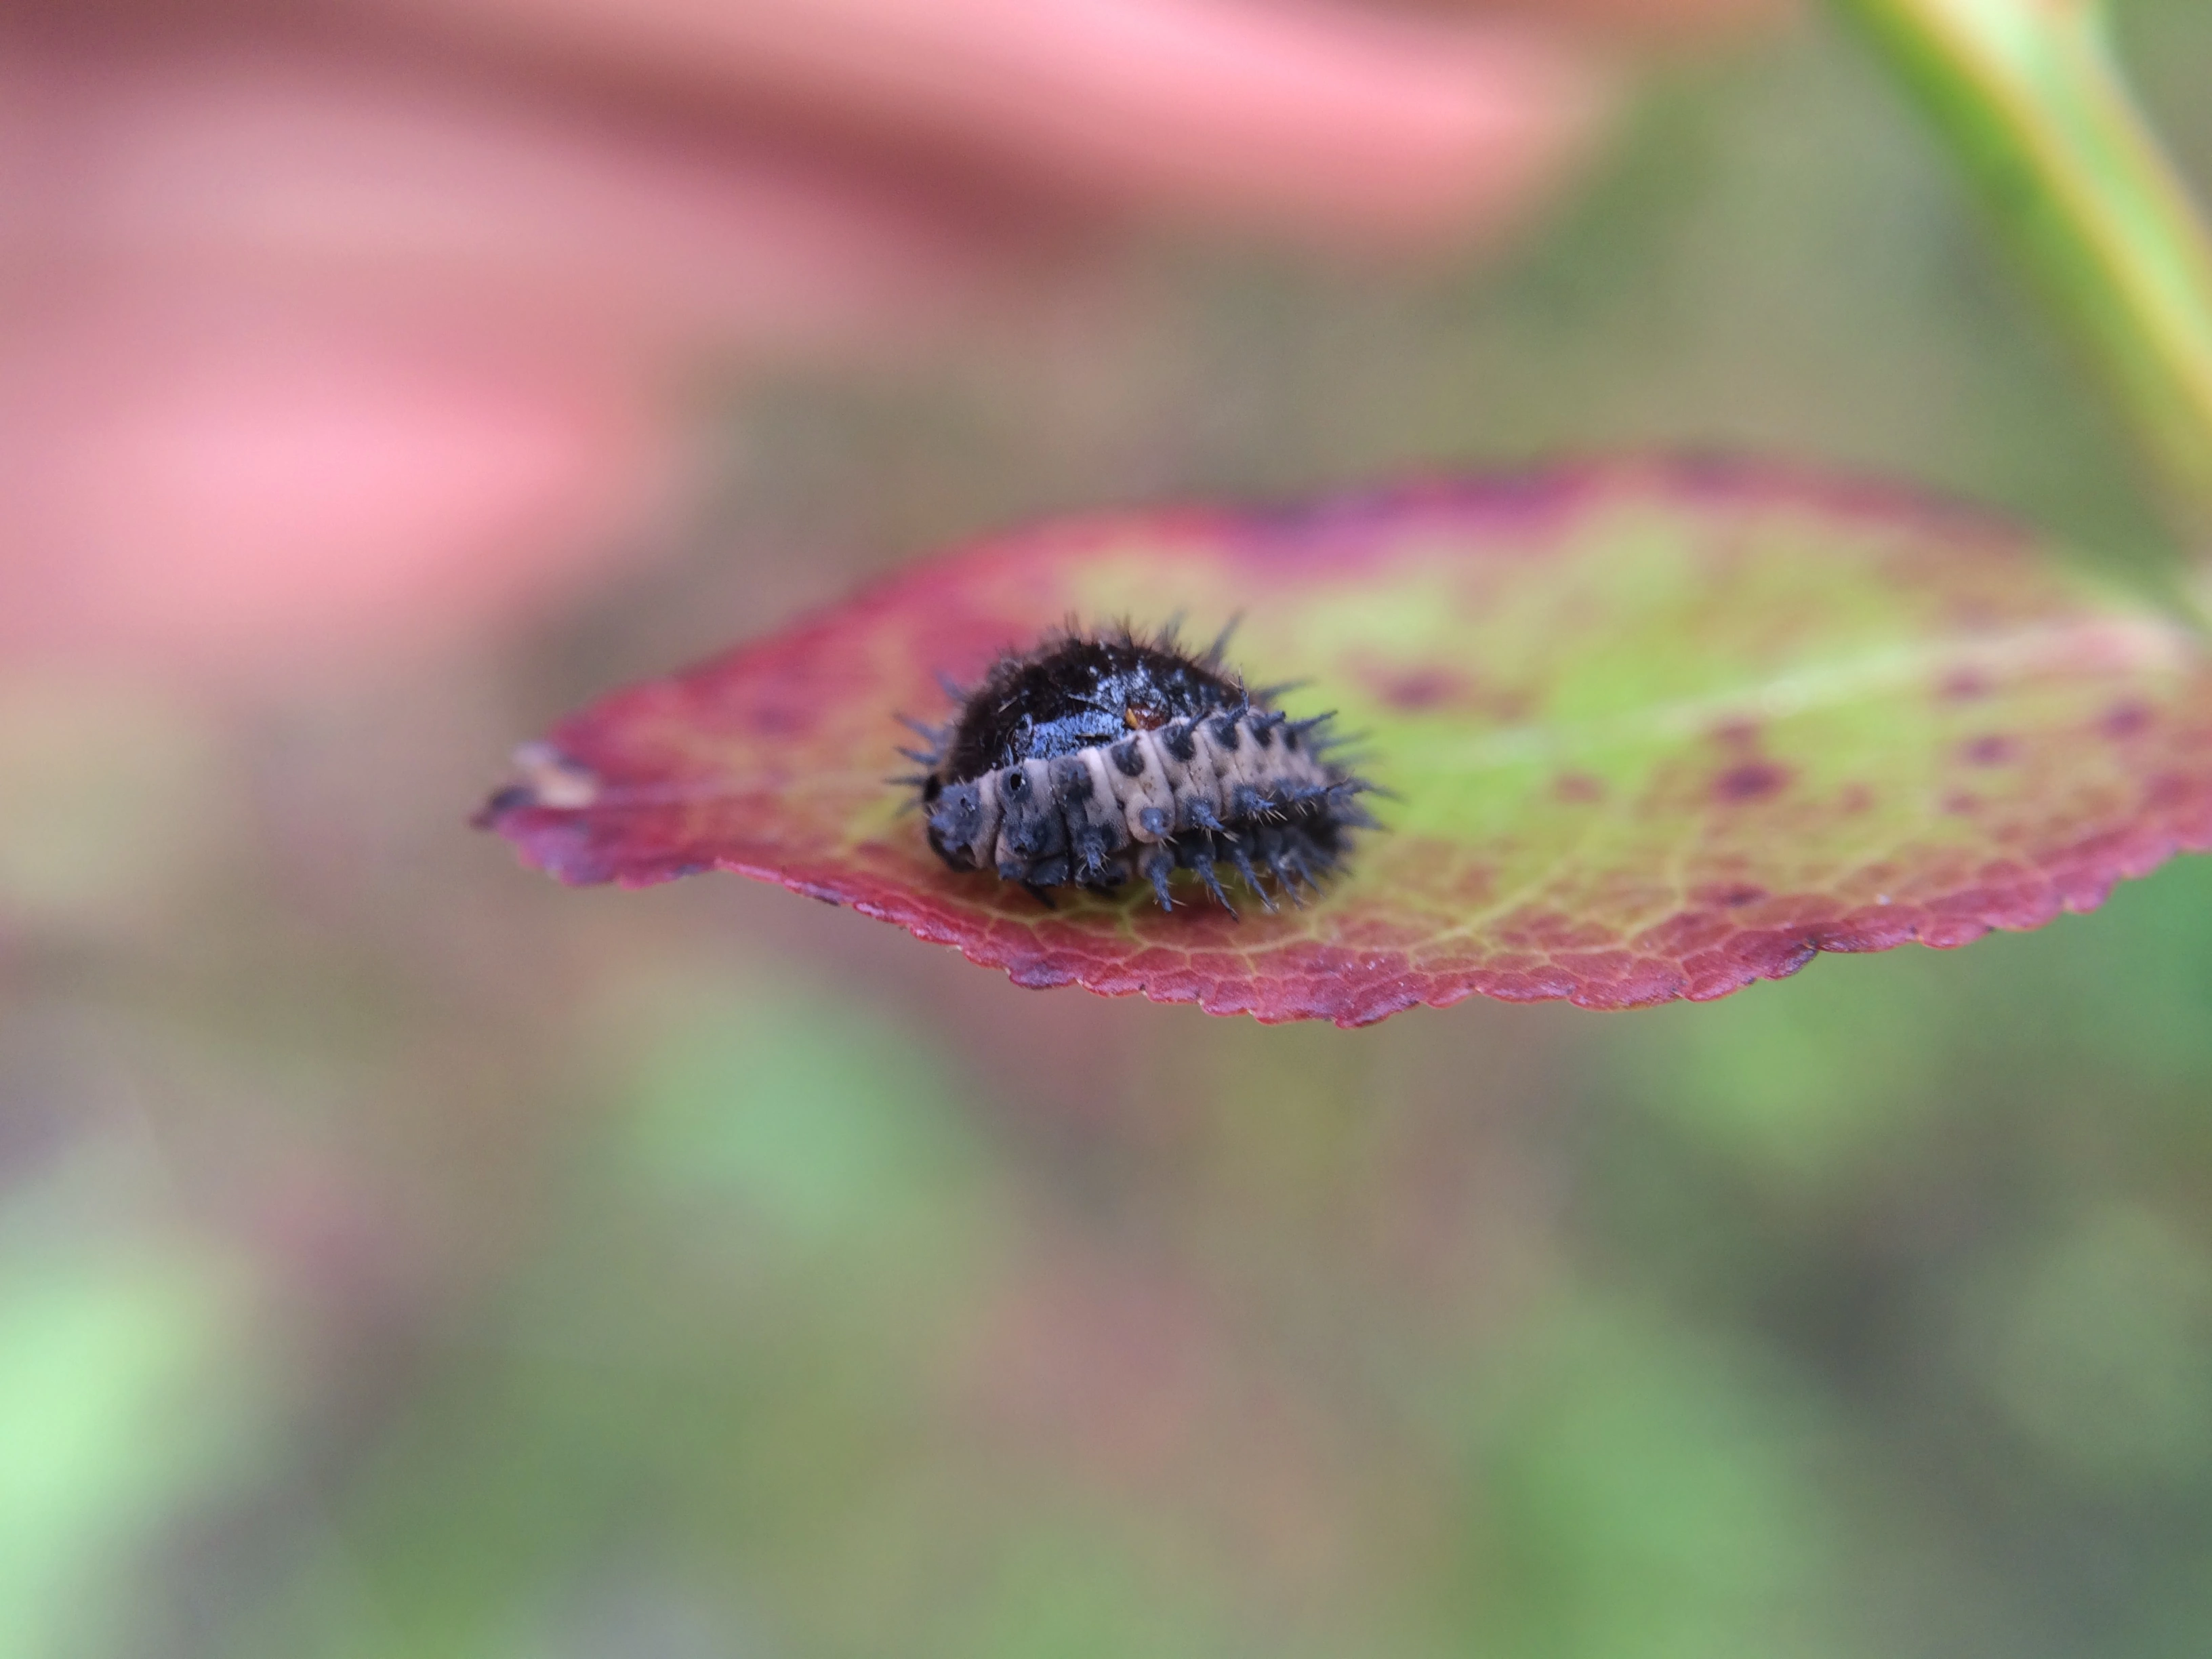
[1227,842,1277,913]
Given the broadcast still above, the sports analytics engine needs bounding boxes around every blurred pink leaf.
[480,459,2212,1024]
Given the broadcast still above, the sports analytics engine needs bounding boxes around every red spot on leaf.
[1961,733,2015,766]
[1555,771,1605,803]
[744,699,814,737]
[1449,864,1499,902]
[1370,666,1471,710]
[1715,762,1791,803]
[2103,700,2154,739]
[1692,882,1769,908]
[1941,670,1991,701]
[2146,771,2196,809]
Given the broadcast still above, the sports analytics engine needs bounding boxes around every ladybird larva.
[897,623,1377,913]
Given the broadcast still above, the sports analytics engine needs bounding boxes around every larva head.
[924,777,987,870]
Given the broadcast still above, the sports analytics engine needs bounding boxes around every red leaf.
[480,459,2212,1024]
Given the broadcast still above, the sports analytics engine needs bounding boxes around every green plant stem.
[1832,0,2212,554]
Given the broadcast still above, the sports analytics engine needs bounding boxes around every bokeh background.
[7,1,2212,1655]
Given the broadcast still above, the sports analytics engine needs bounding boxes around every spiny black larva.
[893,622,1378,914]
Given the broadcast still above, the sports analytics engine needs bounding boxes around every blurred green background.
[7,5,2212,1656]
